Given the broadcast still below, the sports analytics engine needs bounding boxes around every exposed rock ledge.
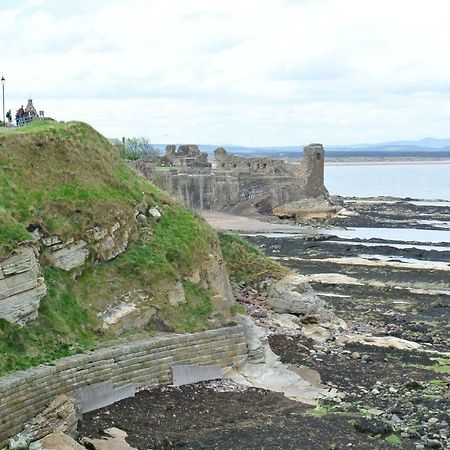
[0,246,47,325]
[272,197,338,220]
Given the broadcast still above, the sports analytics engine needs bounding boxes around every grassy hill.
[0,121,232,375]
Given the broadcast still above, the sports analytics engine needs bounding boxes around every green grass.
[0,205,226,376]
[385,434,403,448]
[0,121,236,376]
[159,281,214,332]
[0,208,32,258]
[219,232,289,286]
[0,267,99,375]
[0,121,161,251]
[402,358,450,375]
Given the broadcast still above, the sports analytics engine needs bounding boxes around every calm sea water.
[325,163,450,200]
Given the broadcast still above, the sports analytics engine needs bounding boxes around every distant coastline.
[325,157,450,166]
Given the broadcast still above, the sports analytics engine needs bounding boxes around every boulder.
[267,274,333,321]
[148,207,161,220]
[9,395,78,449]
[81,428,137,450]
[135,213,147,225]
[29,432,84,450]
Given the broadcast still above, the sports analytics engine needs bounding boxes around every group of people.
[6,106,37,127]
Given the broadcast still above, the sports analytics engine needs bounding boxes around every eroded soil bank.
[78,198,449,450]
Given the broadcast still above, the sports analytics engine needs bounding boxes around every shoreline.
[324,158,450,166]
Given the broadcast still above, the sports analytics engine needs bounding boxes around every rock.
[45,239,89,271]
[228,316,333,405]
[303,324,332,342]
[0,245,47,324]
[81,427,137,450]
[342,334,422,351]
[272,197,337,221]
[135,213,147,225]
[270,313,302,330]
[351,352,361,359]
[168,281,186,306]
[267,274,344,333]
[97,290,157,333]
[417,334,434,343]
[86,220,132,262]
[30,431,85,449]
[148,207,161,220]
[9,395,77,449]
[354,418,392,436]
[234,314,270,362]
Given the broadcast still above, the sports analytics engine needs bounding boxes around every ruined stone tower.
[299,143,327,198]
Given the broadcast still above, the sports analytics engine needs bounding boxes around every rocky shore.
[75,198,449,449]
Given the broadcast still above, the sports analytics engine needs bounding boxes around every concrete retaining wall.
[0,326,247,446]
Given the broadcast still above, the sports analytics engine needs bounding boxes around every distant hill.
[152,139,450,159]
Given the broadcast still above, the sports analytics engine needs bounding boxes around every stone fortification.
[166,144,211,168]
[0,326,247,447]
[132,143,330,214]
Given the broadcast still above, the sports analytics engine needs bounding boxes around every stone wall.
[0,326,247,446]
[133,144,329,213]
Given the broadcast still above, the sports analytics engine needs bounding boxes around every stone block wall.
[0,326,247,446]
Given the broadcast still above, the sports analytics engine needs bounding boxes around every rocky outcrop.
[9,395,77,450]
[268,274,335,322]
[267,274,346,341]
[97,289,157,333]
[98,238,233,333]
[39,216,136,272]
[87,218,134,262]
[187,241,234,303]
[43,237,89,271]
[229,315,334,405]
[0,246,47,325]
[272,198,338,220]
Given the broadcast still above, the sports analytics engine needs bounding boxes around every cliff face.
[0,121,235,375]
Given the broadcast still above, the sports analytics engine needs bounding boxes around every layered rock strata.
[0,246,47,325]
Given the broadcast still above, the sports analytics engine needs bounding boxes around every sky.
[2,0,450,146]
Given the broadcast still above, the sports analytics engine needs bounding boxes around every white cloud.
[2,0,450,145]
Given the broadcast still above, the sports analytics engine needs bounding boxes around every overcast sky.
[2,0,450,146]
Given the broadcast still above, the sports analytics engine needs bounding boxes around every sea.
[325,162,450,200]
[323,162,450,253]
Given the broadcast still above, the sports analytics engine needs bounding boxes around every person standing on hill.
[17,105,25,126]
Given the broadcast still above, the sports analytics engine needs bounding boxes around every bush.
[122,137,159,160]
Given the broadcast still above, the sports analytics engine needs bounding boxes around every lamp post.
[1,77,5,127]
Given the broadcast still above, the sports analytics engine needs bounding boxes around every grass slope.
[219,232,289,286]
[0,121,227,375]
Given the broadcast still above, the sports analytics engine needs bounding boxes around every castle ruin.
[131,143,332,216]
